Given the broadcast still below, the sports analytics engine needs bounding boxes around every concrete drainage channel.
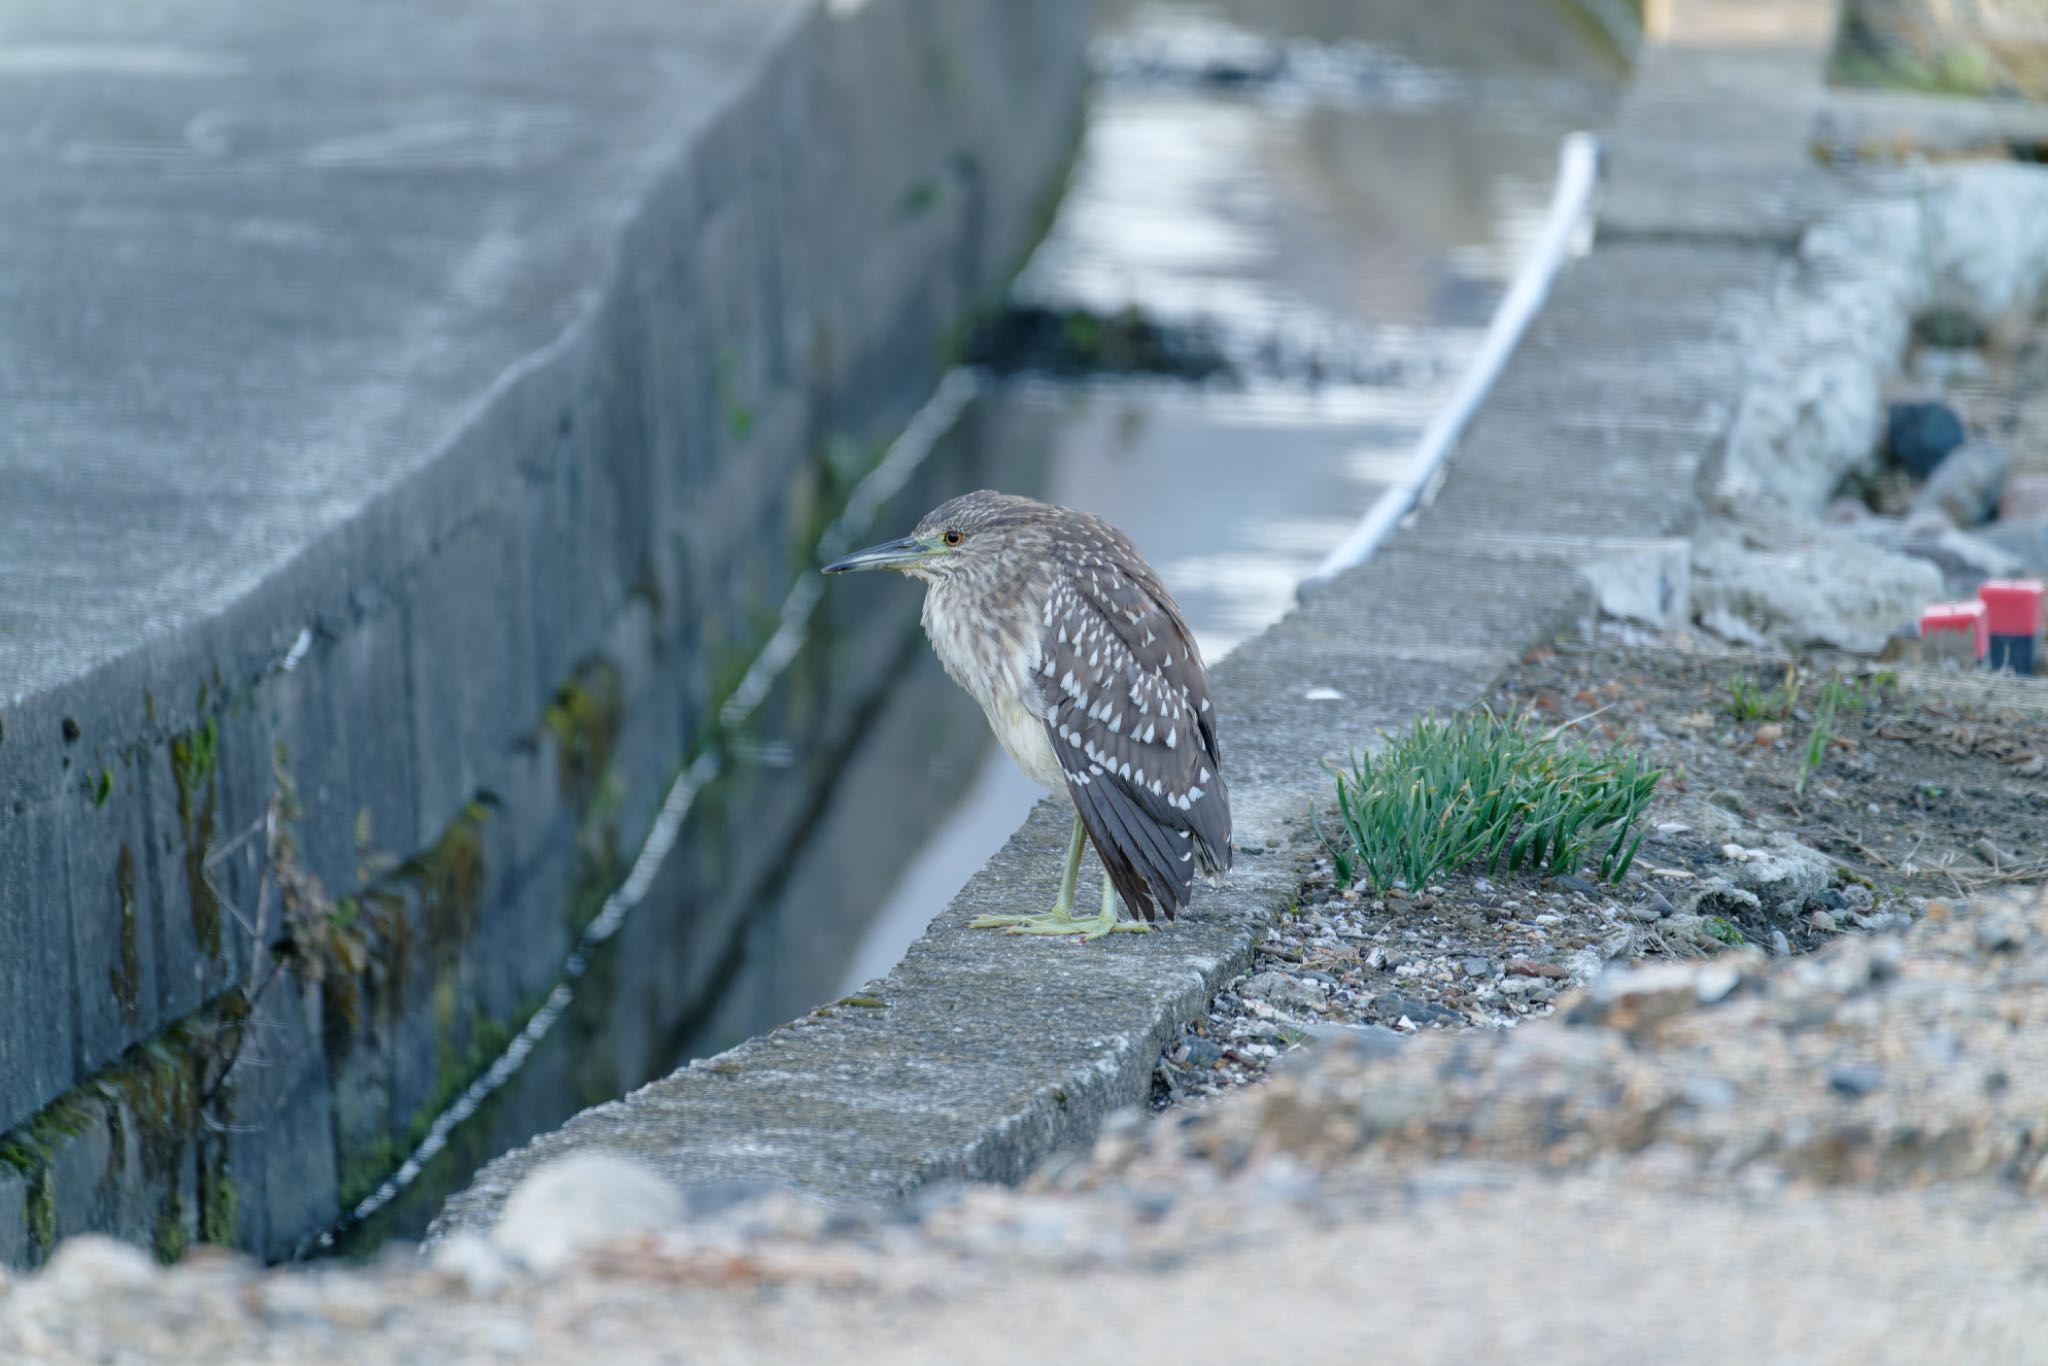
[0,0,1091,1267]
[0,0,1624,1266]
[408,0,1623,1246]
[427,11,1647,1229]
[437,0,2048,1239]
[8,0,2046,1276]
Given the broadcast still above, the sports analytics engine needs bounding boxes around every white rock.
[41,1235,158,1296]
[1690,804,1832,908]
[1581,538,1693,632]
[1718,163,2048,513]
[1691,514,1940,654]
[491,1151,685,1271]
[1238,970,1329,1013]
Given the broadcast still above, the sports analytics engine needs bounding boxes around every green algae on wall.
[322,796,495,1209]
[112,844,143,1025]
[198,1143,237,1249]
[397,800,492,972]
[543,659,623,807]
[0,1012,228,1266]
[545,658,630,935]
[169,719,223,959]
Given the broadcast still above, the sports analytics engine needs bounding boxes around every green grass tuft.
[1798,672,1849,796]
[1724,665,1798,722]
[1706,916,1747,947]
[1315,711,1661,894]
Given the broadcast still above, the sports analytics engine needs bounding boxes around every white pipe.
[1298,130,1602,598]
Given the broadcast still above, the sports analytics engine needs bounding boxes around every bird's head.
[821,490,1047,585]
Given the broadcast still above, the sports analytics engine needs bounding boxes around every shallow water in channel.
[794,0,1624,1003]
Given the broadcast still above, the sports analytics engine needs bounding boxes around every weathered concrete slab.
[1602,0,1841,244]
[432,548,1589,1224]
[0,0,1090,1261]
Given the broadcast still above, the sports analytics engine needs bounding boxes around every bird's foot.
[1027,916,1151,942]
[962,913,1073,933]
[966,910,1076,931]
[978,909,1151,940]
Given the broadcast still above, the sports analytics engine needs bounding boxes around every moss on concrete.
[334,982,525,1215]
[543,659,623,807]
[393,800,491,972]
[566,836,628,935]
[0,1022,213,1265]
[169,718,222,959]
[104,1030,205,1262]
[198,1141,237,1248]
[23,1169,54,1262]
[337,1133,404,1213]
[321,793,493,1211]
[320,777,525,1216]
[112,843,143,1024]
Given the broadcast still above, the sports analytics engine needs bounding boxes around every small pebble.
[1828,1064,1884,1098]
[493,1153,685,1272]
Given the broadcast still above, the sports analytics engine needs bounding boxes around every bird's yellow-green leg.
[968,812,1087,931]
[1006,868,1151,940]
[1080,869,1152,940]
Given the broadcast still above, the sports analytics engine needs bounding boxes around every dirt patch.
[1155,628,2048,1108]
[1503,634,2048,894]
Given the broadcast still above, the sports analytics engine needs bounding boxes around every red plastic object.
[1978,580,2045,638]
[1920,600,1988,658]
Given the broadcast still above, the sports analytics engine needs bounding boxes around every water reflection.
[792,0,1617,1000]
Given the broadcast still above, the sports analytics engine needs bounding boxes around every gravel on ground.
[1156,623,2048,1106]
[8,882,2048,1364]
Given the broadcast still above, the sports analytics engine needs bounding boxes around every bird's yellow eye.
[943,529,964,547]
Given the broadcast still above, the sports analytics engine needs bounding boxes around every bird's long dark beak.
[821,536,927,574]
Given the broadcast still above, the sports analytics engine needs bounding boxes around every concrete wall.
[0,0,1088,1265]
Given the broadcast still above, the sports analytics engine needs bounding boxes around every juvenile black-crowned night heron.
[823,490,1231,940]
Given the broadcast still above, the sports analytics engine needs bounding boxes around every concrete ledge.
[434,556,1600,1228]
[0,0,1087,1262]
[435,1,1844,1236]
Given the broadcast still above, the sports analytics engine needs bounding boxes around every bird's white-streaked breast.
[922,581,1065,793]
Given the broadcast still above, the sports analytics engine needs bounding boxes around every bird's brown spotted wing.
[1035,514,1230,921]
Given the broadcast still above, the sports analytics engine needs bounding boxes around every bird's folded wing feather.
[1034,518,1230,922]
